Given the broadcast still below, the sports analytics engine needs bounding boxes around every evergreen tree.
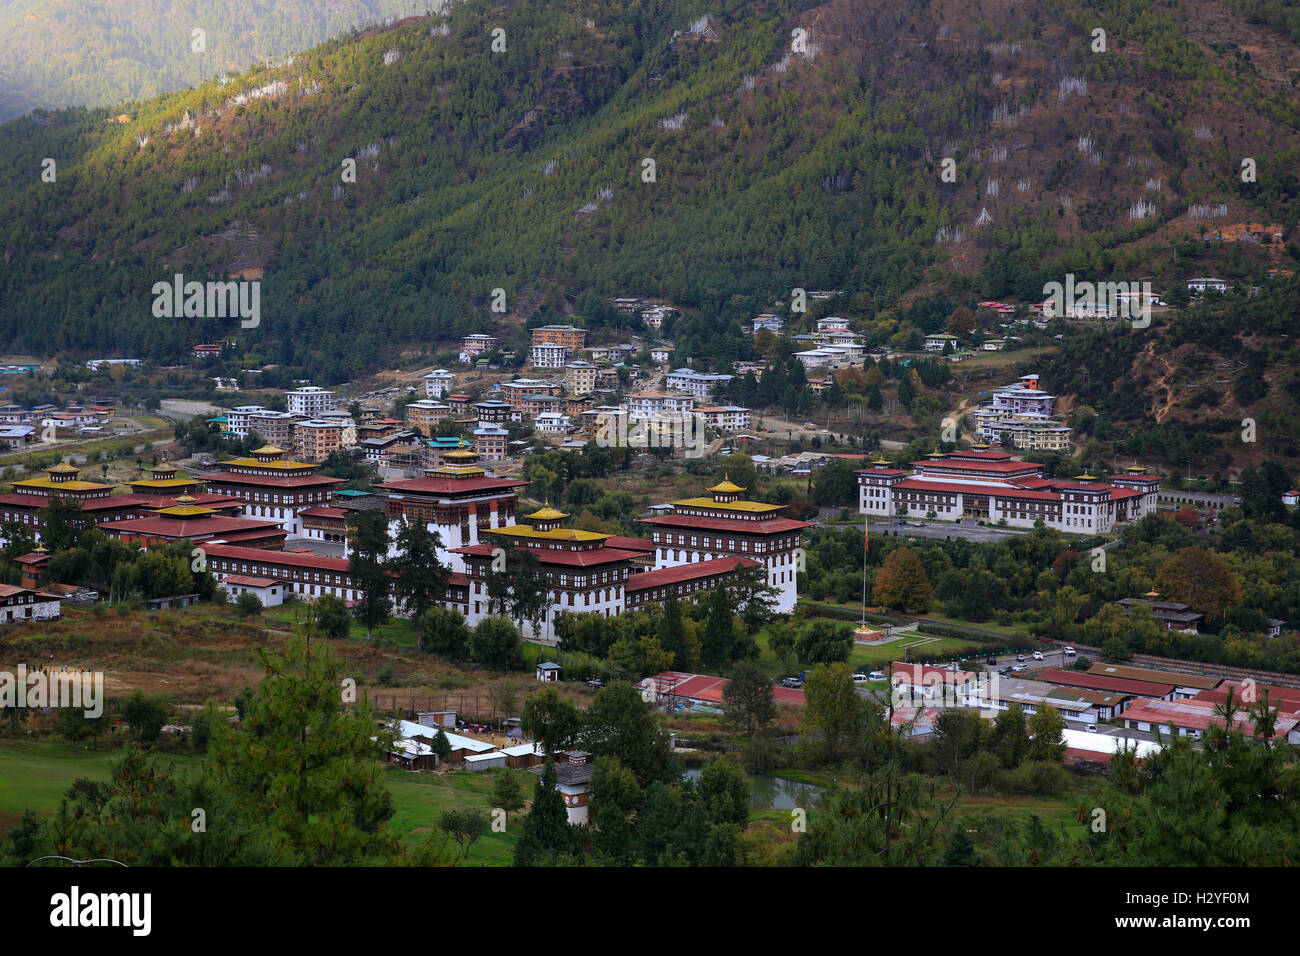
[514,762,576,866]
[347,510,392,641]
[701,585,735,673]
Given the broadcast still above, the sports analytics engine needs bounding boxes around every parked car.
[587,678,603,688]
[1016,654,1026,662]
[986,656,998,665]
[868,671,886,681]
[998,667,1012,676]
[781,677,803,688]
[852,673,869,683]
[1032,651,1044,661]
[1012,664,1026,672]
[1064,646,1077,657]
[1086,724,1098,733]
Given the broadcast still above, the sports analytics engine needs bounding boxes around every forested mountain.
[0,0,1297,381]
[0,0,429,120]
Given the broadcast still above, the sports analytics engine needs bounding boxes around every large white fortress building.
[858,448,1159,534]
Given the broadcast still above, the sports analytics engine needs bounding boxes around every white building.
[534,412,572,433]
[694,406,752,430]
[857,450,1159,533]
[923,334,962,352]
[530,343,571,368]
[286,386,335,418]
[1187,277,1228,294]
[794,346,862,370]
[423,369,455,398]
[220,574,288,608]
[665,368,733,399]
[628,391,695,422]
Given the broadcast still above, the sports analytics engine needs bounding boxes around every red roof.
[1040,668,1173,697]
[626,557,759,592]
[0,492,151,511]
[452,543,644,568]
[893,479,1064,500]
[375,476,528,496]
[856,468,909,477]
[914,459,1039,473]
[646,671,804,705]
[200,472,343,489]
[222,574,283,588]
[1008,476,1056,489]
[641,514,812,534]
[300,506,347,518]
[890,661,976,685]
[605,535,655,552]
[1120,696,1297,738]
[100,516,285,539]
[1196,683,1300,714]
[203,543,351,573]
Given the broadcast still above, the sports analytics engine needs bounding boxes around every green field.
[755,622,982,677]
[0,738,535,863]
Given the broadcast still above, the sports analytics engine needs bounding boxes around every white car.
[1086,723,1098,733]
[1032,651,1044,661]
[868,671,886,681]
[852,673,869,683]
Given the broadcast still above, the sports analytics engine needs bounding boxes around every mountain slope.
[0,0,1297,382]
[0,0,430,120]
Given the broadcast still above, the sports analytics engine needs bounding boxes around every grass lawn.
[754,623,983,677]
[0,738,533,864]
[385,766,535,864]
[259,603,419,649]
[0,738,203,832]
[954,792,1085,840]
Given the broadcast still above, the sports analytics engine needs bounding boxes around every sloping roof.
[1039,668,1174,698]
[625,557,759,592]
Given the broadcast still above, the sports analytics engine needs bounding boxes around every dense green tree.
[521,687,581,757]
[391,518,449,624]
[580,682,672,787]
[347,510,392,641]
[721,661,777,739]
[471,616,525,672]
[513,762,576,866]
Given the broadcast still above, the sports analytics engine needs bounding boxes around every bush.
[996,760,1071,796]
[315,594,352,639]
[235,591,263,617]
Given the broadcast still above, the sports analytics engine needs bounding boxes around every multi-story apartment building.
[474,425,509,461]
[286,386,334,418]
[423,369,455,398]
[501,378,562,409]
[530,343,571,368]
[405,400,452,436]
[462,333,497,354]
[627,391,695,422]
[531,325,587,351]
[694,406,752,430]
[565,361,599,397]
[665,368,733,399]
[294,419,347,462]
